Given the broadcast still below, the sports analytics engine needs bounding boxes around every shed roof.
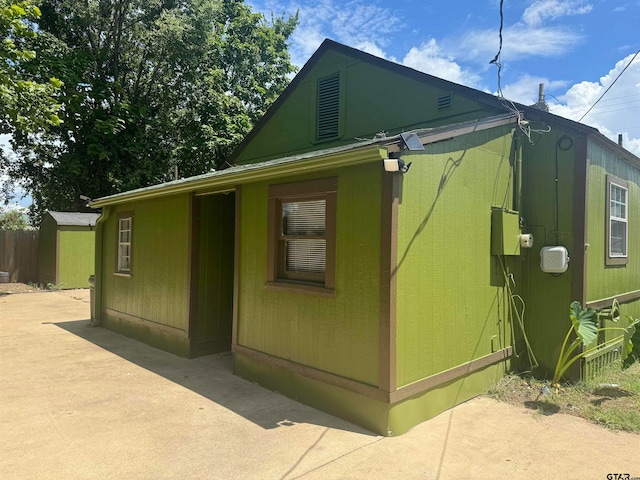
[48,211,100,227]
[91,113,519,208]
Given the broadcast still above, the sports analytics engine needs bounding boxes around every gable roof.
[47,211,100,227]
[229,39,639,168]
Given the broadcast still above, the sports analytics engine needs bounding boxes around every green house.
[92,40,639,435]
[38,211,100,289]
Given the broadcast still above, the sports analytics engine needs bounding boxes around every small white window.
[606,176,628,265]
[118,217,132,273]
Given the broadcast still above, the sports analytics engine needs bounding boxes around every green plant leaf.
[622,316,640,369]
[569,301,598,348]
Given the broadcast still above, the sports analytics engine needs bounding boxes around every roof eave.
[91,145,384,208]
[587,131,640,169]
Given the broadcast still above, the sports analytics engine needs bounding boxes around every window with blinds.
[282,200,327,274]
[267,177,337,291]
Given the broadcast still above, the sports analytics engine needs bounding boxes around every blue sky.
[3,0,640,208]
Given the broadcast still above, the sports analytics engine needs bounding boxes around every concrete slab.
[1,291,638,479]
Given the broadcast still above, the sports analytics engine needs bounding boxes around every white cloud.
[451,25,583,65]
[522,0,592,27]
[500,75,568,104]
[402,39,481,87]
[253,0,399,67]
[446,0,591,67]
[330,3,399,48]
[550,52,640,156]
[352,40,389,60]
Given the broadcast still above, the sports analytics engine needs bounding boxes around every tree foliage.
[0,207,28,229]
[0,0,61,135]
[3,0,297,216]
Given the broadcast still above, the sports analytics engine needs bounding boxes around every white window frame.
[117,216,132,273]
[606,176,628,265]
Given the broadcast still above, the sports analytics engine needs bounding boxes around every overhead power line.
[489,0,505,98]
[578,49,640,122]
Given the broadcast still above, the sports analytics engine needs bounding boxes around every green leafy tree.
[0,208,28,229]
[1,0,61,208]
[3,0,297,218]
[0,0,61,135]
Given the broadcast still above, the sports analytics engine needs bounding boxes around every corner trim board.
[55,228,60,284]
[232,186,241,346]
[379,172,398,393]
[572,137,588,305]
[188,194,199,341]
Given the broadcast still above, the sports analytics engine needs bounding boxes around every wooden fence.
[0,230,39,283]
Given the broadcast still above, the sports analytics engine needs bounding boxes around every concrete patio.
[1,290,637,479]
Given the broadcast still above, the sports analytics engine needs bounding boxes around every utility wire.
[578,49,640,122]
[489,0,505,98]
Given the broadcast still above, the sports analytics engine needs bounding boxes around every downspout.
[92,206,110,326]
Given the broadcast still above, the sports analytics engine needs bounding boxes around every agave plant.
[551,301,640,388]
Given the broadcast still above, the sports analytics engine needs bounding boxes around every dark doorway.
[189,192,235,357]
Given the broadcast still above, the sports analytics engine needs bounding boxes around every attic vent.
[316,73,341,141]
[437,93,452,110]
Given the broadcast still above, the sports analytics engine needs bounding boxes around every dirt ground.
[0,282,41,294]
[2,289,639,479]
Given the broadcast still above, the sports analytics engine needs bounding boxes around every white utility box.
[540,246,570,273]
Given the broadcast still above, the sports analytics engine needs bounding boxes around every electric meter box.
[491,209,521,256]
[540,246,570,273]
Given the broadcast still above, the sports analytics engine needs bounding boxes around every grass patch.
[489,361,640,433]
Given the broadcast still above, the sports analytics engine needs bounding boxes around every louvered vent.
[316,73,340,141]
[437,93,452,110]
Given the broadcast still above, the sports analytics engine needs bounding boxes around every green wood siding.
[57,226,95,289]
[586,140,640,302]
[519,131,579,374]
[235,50,498,165]
[38,215,57,285]
[193,193,235,355]
[236,162,381,386]
[395,126,516,386]
[102,194,191,332]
